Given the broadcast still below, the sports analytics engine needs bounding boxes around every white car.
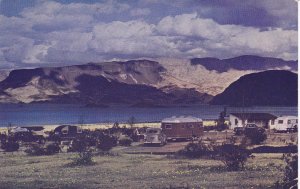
[144,128,167,146]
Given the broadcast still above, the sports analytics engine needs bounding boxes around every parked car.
[144,128,167,146]
[233,127,244,135]
[10,127,46,143]
[244,123,265,134]
[287,125,298,133]
[234,124,265,136]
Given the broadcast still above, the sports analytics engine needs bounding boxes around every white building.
[229,113,277,130]
[269,116,298,132]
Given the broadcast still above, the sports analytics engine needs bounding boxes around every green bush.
[25,143,60,156]
[1,140,19,152]
[67,138,87,152]
[70,151,95,166]
[118,137,133,146]
[283,153,298,188]
[45,143,60,155]
[97,135,117,151]
[245,128,267,145]
[177,141,215,158]
[25,144,45,156]
[217,144,251,171]
[273,153,298,188]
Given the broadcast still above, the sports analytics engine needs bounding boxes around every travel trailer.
[161,116,203,140]
[269,116,298,132]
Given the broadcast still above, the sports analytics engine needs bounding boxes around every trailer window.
[278,120,284,124]
[165,124,172,129]
[190,125,194,128]
[271,120,274,125]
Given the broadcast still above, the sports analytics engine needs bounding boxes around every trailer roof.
[276,115,298,120]
[161,116,202,123]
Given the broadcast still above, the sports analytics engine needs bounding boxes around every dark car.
[234,127,244,135]
[287,125,298,133]
[244,123,266,135]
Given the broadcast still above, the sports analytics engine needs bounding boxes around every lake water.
[0,104,297,127]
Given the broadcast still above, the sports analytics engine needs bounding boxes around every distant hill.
[191,55,297,73]
[0,60,211,105]
[0,56,297,106]
[210,70,298,106]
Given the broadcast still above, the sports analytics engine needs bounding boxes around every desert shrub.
[1,140,19,152]
[67,138,87,152]
[69,151,95,166]
[216,124,228,131]
[45,143,60,155]
[177,141,215,158]
[283,153,298,188]
[97,135,117,151]
[273,153,298,188]
[245,128,267,145]
[118,137,133,146]
[217,144,251,171]
[25,144,45,156]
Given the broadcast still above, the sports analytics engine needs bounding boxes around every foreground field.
[0,150,285,189]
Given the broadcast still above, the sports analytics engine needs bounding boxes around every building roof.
[161,116,202,123]
[276,115,298,120]
[230,113,277,120]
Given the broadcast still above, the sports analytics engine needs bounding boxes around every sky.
[0,0,297,69]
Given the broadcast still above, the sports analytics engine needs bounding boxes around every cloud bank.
[0,0,297,69]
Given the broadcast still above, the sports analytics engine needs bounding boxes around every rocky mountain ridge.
[0,55,297,106]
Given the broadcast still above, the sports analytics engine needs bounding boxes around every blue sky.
[0,0,297,69]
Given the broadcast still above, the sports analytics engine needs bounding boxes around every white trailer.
[270,116,298,132]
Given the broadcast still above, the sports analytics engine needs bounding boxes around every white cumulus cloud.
[0,2,297,69]
[130,8,151,16]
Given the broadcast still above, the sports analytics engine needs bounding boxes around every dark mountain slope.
[0,60,211,105]
[210,70,297,106]
[191,55,297,73]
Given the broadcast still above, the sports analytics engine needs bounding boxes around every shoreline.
[0,120,219,133]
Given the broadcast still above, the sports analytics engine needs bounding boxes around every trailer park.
[0,112,297,188]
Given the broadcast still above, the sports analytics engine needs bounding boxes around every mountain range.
[211,70,297,106]
[0,55,297,106]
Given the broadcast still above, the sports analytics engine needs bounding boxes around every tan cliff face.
[0,56,297,104]
[0,60,210,104]
[157,56,297,96]
[0,70,10,82]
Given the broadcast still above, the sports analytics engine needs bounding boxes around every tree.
[127,116,136,128]
[216,107,228,131]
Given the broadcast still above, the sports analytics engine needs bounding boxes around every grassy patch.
[0,151,286,188]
